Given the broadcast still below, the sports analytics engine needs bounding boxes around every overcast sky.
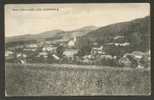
[5,3,150,37]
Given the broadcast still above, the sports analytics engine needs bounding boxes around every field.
[5,63,151,96]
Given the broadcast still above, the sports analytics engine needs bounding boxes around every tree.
[56,45,65,57]
[75,37,92,57]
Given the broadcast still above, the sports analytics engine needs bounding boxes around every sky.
[5,3,150,37]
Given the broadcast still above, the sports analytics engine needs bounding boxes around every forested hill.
[82,16,150,52]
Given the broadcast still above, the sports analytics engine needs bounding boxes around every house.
[124,51,145,60]
[5,50,13,57]
[14,45,24,49]
[119,42,130,46]
[42,45,57,53]
[119,56,132,67]
[24,48,37,52]
[68,36,77,48]
[114,42,130,46]
[114,36,124,40]
[91,46,105,56]
[24,43,38,52]
[100,54,113,60]
[52,54,60,60]
[37,52,48,58]
[5,50,14,61]
[16,53,27,58]
[146,50,151,61]
[25,43,38,48]
[105,41,130,47]
[83,55,93,60]
[121,51,146,68]
[63,49,78,58]
[15,53,27,64]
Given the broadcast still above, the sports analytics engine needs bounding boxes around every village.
[5,35,151,69]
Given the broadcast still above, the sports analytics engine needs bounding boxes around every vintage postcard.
[5,3,150,96]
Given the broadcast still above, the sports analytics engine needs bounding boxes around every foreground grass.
[5,63,151,96]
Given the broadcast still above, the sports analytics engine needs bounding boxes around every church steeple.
[73,35,77,42]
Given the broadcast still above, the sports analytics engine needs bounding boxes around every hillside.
[63,26,98,40]
[5,30,64,43]
[81,16,150,52]
[5,26,98,43]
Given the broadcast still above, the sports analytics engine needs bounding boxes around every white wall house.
[5,50,13,57]
[68,35,77,47]
[63,49,78,58]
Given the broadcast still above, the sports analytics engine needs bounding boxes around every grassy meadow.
[5,63,151,96]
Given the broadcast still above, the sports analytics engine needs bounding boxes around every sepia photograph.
[5,3,151,96]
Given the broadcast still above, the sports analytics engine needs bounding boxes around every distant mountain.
[5,26,98,43]
[5,30,64,43]
[61,26,98,41]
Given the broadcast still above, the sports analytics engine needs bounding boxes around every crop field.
[5,63,151,96]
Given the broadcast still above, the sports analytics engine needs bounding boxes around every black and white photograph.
[5,3,151,96]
